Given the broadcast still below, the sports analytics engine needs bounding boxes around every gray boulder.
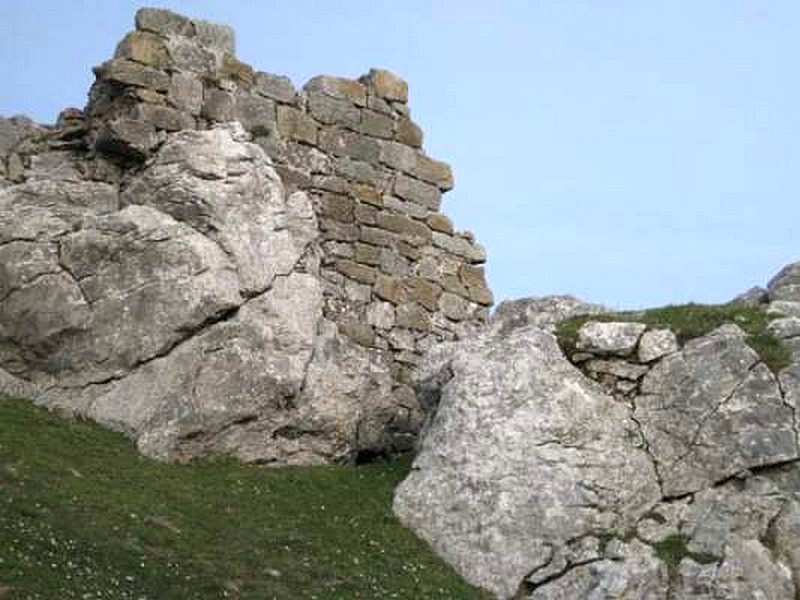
[637,328,679,363]
[635,324,797,497]
[576,321,646,356]
[730,285,769,307]
[394,325,661,599]
[0,124,418,464]
[490,295,606,334]
[0,115,43,156]
[769,261,800,303]
[395,319,800,599]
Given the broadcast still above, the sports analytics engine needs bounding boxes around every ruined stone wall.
[78,7,492,384]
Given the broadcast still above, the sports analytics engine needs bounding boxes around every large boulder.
[769,261,800,303]
[0,124,415,464]
[394,324,661,599]
[394,318,800,599]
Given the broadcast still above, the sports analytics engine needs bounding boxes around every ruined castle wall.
[79,8,492,384]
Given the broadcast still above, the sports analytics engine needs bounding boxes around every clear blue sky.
[2,1,798,309]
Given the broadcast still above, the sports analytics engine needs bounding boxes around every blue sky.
[2,1,798,309]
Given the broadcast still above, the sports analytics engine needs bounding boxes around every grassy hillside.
[0,397,489,600]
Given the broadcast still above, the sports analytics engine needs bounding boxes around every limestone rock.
[395,308,800,598]
[769,261,800,303]
[635,324,797,497]
[0,116,43,157]
[730,285,769,307]
[576,321,646,356]
[491,295,607,334]
[0,125,413,464]
[394,325,660,599]
[768,300,800,318]
[637,328,679,362]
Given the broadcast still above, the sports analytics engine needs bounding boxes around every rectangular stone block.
[411,155,454,191]
[163,37,217,75]
[467,285,493,307]
[220,54,255,86]
[380,249,410,277]
[395,118,423,148]
[361,109,394,139]
[168,72,203,115]
[114,31,170,68]
[334,157,387,187]
[319,192,355,223]
[323,241,355,259]
[379,140,417,172]
[277,105,317,144]
[133,103,194,131]
[202,88,235,122]
[375,211,432,244]
[305,75,367,106]
[234,92,276,133]
[255,72,297,104]
[405,277,443,311]
[319,128,381,163]
[360,226,397,247]
[349,183,383,207]
[354,242,381,266]
[397,241,421,261]
[307,92,361,129]
[367,94,393,115]
[427,213,454,234]
[312,175,349,194]
[338,317,375,347]
[133,88,166,105]
[96,59,170,92]
[354,203,378,225]
[320,219,359,242]
[393,174,441,211]
[135,8,194,37]
[432,232,487,265]
[459,264,487,289]
[335,259,377,284]
[194,19,236,54]
[383,195,429,220]
[362,69,408,103]
[374,275,407,305]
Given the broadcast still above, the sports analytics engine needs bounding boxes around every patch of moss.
[554,303,791,374]
[652,533,718,567]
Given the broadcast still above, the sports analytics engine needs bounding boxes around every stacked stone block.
[81,8,492,384]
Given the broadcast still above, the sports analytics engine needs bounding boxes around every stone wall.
[69,8,491,385]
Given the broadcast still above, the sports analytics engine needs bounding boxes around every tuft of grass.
[0,396,491,600]
[555,303,792,374]
[651,534,718,567]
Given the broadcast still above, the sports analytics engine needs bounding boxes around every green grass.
[651,533,718,567]
[0,397,490,600]
[554,303,793,374]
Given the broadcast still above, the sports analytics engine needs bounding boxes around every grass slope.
[0,397,489,600]
[555,303,792,374]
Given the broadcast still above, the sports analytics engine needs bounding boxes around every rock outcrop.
[395,270,800,599]
[0,8,491,463]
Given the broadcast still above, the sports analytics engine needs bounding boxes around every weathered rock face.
[395,285,800,598]
[394,324,661,599]
[0,8,491,463]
